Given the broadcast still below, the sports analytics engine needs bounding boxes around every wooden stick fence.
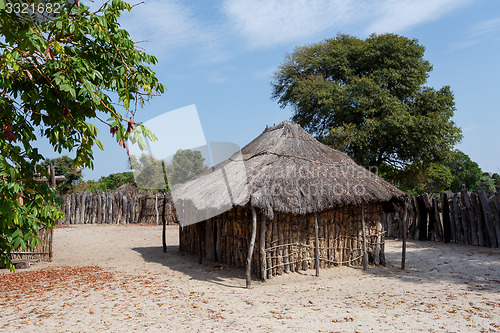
[386,190,500,248]
[57,190,178,225]
[9,228,53,263]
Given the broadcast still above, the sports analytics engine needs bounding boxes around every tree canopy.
[130,154,167,191]
[272,33,462,170]
[40,155,82,194]
[0,1,164,269]
[166,149,207,187]
[76,171,135,193]
[445,150,482,192]
[130,149,207,191]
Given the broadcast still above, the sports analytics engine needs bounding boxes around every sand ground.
[1,224,499,332]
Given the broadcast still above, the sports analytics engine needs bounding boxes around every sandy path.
[1,224,499,332]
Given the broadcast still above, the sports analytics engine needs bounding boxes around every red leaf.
[119,138,124,147]
[2,123,16,142]
[45,48,54,60]
[25,70,33,81]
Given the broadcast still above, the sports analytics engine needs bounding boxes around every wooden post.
[155,193,159,225]
[178,223,182,253]
[418,195,428,241]
[489,199,500,246]
[401,200,408,270]
[260,214,267,281]
[478,190,498,248]
[49,163,56,189]
[432,196,443,242]
[471,193,485,246]
[361,204,368,270]
[423,194,434,240]
[461,190,479,246]
[162,193,167,253]
[314,213,320,277]
[246,206,258,288]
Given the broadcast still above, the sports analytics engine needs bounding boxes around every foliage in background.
[40,155,82,194]
[166,149,207,188]
[477,172,497,195]
[129,154,167,191]
[0,1,164,270]
[378,149,489,195]
[129,149,207,192]
[444,150,482,192]
[272,33,462,178]
[75,171,135,192]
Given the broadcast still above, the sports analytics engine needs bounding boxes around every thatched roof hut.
[175,121,405,221]
[174,121,407,286]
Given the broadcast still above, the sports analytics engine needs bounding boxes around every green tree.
[492,173,500,189]
[381,162,453,195]
[444,150,482,192]
[477,172,496,194]
[76,171,135,192]
[130,154,167,191]
[40,155,82,194]
[0,1,164,269]
[272,33,462,170]
[166,149,207,187]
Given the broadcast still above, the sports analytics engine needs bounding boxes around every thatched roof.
[116,183,146,196]
[173,121,406,224]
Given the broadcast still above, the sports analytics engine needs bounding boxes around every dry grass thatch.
[173,121,406,222]
[116,183,147,196]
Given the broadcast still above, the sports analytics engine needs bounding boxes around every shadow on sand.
[132,245,248,289]
[134,240,500,291]
[366,240,500,291]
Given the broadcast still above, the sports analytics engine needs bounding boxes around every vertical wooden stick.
[246,205,258,288]
[49,163,56,189]
[361,204,368,270]
[401,200,408,270]
[162,193,167,253]
[314,213,320,277]
[155,193,159,225]
[260,214,267,281]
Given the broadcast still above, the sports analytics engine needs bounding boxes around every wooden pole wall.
[361,204,368,270]
[392,190,499,248]
[314,213,320,277]
[180,203,390,280]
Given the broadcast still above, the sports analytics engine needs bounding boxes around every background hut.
[175,121,406,285]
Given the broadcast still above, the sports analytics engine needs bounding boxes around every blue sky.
[39,0,500,180]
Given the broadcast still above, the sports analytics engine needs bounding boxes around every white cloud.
[222,0,471,49]
[451,17,500,50]
[115,0,474,64]
[367,0,470,33]
[222,0,357,49]
[119,1,226,64]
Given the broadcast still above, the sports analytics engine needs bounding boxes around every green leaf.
[95,139,104,150]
